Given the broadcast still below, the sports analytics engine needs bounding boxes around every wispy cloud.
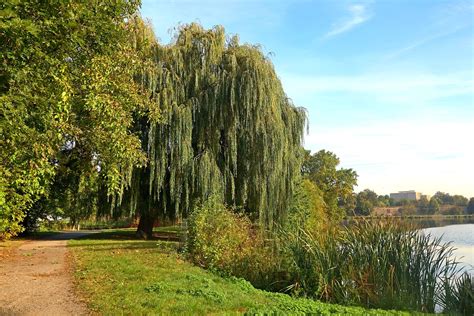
[325,4,373,38]
[303,117,474,197]
[383,1,474,60]
[281,71,473,104]
[383,24,471,60]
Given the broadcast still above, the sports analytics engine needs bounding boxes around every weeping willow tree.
[107,23,306,238]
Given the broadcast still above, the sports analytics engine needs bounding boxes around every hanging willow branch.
[108,22,306,229]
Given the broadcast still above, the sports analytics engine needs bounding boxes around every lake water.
[423,224,474,275]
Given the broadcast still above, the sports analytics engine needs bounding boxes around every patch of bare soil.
[0,232,97,315]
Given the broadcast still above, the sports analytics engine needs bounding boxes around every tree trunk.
[136,214,154,239]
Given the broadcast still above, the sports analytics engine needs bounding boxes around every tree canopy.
[109,24,307,237]
[354,189,378,216]
[1,1,306,239]
[302,150,358,220]
[433,192,469,206]
[467,198,474,214]
[0,0,157,238]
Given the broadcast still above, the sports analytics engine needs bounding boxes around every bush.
[286,179,327,234]
[78,217,135,230]
[186,197,284,290]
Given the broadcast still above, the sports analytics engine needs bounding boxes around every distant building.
[390,190,426,201]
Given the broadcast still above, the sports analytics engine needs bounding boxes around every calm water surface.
[423,224,474,275]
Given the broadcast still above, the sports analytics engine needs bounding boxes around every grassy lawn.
[68,230,416,315]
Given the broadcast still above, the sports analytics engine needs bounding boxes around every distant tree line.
[352,190,474,216]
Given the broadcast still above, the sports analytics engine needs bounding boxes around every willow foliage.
[116,24,306,232]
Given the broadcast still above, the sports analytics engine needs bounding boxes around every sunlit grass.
[69,230,411,315]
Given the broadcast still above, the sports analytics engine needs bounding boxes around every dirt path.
[0,231,98,315]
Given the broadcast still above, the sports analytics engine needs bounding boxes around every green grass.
[69,230,414,315]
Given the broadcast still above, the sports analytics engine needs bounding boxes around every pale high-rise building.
[390,190,427,201]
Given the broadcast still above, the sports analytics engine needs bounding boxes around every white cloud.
[281,71,473,104]
[281,69,473,197]
[325,4,373,38]
[304,117,474,197]
[283,69,474,197]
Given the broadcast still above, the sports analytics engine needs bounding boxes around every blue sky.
[141,0,474,197]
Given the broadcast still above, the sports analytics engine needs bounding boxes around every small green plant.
[176,288,224,303]
[145,282,169,293]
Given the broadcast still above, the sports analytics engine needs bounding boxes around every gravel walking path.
[0,231,98,315]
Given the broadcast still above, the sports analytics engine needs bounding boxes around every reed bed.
[440,272,474,314]
[284,220,464,313]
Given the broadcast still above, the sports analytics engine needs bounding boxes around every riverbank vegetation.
[69,230,410,315]
[185,199,473,314]
[2,1,473,314]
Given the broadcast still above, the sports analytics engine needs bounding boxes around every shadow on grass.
[12,231,100,241]
[69,241,178,253]
[19,228,180,242]
[20,231,60,237]
[74,230,180,242]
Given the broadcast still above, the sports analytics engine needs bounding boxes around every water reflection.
[414,217,474,229]
[423,224,474,275]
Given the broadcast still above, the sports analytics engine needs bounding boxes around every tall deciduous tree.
[433,192,454,205]
[452,195,468,207]
[428,197,440,214]
[109,24,306,238]
[354,189,378,216]
[1,0,154,238]
[302,150,358,220]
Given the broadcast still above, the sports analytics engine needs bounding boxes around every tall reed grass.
[284,220,462,313]
[441,272,473,314]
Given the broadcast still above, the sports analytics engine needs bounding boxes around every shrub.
[77,217,135,230]
[286,179,327,234]
[443,206,465,215]
[186,197,283,290]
